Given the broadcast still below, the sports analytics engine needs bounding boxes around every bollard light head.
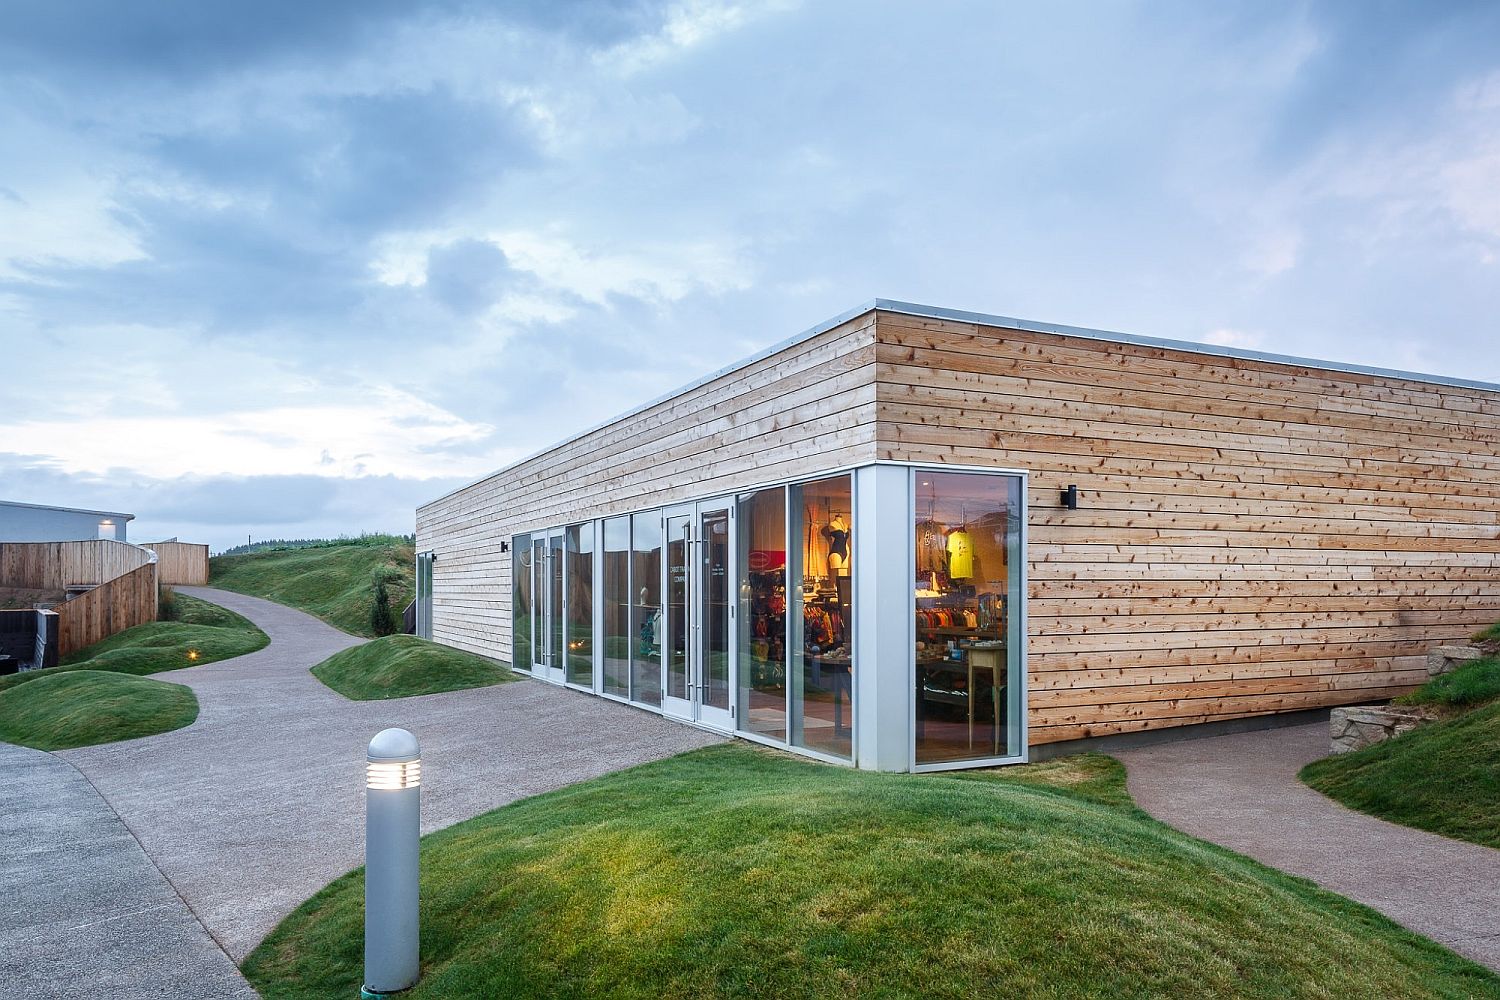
[367,728,421,790]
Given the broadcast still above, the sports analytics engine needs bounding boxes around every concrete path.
[1117,723,1500,972]
[56,587,722,966]
[0,741,254,999]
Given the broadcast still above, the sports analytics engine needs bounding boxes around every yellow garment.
[947,529,974,579]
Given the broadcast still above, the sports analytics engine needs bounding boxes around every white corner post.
[364,728,421,998]
[854,464,914,772]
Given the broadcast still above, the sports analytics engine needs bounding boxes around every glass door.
[530,529,566,683]
[697,503,734,731]
[661,499,736,731]
[662,506,694,720]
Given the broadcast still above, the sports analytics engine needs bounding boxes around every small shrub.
[158,585,179,622]
[370,574,396,637]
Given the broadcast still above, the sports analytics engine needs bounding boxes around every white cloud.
[1201,328,1266,349]
[603,0,798,76]
[370,227,753,307]
[0,387,500,480]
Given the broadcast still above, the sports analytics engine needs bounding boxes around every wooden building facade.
[416,301,1500,771]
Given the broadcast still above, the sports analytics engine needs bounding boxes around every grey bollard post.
[363,728,421,998]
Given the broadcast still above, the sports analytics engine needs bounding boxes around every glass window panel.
[630,511,663,707]
[565,524,594,687]
[602,517,630,697]
[737,488,787,742]
[512,533,533,672]
[913,471,1022,765]
[789,475,853,759]
[701,508,731,711]
[665,513,691,702]
[549,533,564,672]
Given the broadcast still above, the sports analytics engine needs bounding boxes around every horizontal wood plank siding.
[417,316,880,662]
[873,310,1500,746]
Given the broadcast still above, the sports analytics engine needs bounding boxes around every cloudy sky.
[3,1,1498,551]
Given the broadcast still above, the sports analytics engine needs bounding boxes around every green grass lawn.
[210,537,414,638]
[243,746,1499,1000]
[1301,655,1500,850]
[311,634,516,700]
[0,593,268,694]
[0,670,197,750]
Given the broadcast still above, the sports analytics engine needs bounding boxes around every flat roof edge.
[873,299,1500,394]
[418,300,883,512]
[0,499,135,520]
[418,298,1499,514]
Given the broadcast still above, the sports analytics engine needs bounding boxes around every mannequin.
[823,513,850,576]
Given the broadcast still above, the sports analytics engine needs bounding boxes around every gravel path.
[57,587,722,965]
[1117,722,1500,972]
[0,741,254,999]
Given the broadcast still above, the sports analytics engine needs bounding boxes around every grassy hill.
[209,535,414,638]
[0,670,198,750]
[311,635,516,700]
[243,746,1499,1000]
[1302,652,1500,849]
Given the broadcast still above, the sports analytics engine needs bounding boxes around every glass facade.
[602,516,630,698]
[565,523,594,687]
[738,487,788,741]
[913,471,1024,765]
[630,510,663,707]
[512,532,533,669]
[502,465,1024,772]
[788,475,853,759]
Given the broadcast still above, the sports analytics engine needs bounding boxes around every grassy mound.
[0,594,268,694]
[243,746,1498,1000]
[311,635,515,700]
[210,537,413,637]
[1302,658,1500,849]
[0,670,198,750]
[1401,656,1500,709]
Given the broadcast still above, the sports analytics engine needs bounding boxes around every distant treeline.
[214,533,415,558]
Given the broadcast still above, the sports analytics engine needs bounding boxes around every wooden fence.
[143,541,210,586]
[0,539,162,657]
[56,562,158,657]
[0,539,155,589]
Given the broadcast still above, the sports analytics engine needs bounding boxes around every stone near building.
[1329,705,1439,754]
[1427,644,1483,677]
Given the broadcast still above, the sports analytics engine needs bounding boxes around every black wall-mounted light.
[1061,484,1079,510]
[499,541,509,553]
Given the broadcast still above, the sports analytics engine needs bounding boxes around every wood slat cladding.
[872,309,1500,746]
[417,315,881,662]
[416,300,1500,756]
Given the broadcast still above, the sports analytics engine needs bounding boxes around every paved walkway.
[1117,723,1500,972]
[0,742,253,999]
[54,587,722,966]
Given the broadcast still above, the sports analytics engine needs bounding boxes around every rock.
[1329,704,1438,754]
[1427,644,1483,677]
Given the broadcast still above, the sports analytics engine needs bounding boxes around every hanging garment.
[916,520,947,574]
[947,529,974,579]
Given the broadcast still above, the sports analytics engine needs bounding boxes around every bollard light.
[363,728,421,998]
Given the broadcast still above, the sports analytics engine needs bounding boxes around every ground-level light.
[363,728,421,998]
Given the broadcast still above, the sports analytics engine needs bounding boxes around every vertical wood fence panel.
[142,542,210,585]
[55,562,159,657]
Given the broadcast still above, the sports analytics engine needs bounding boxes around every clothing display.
[822,514,850,575]
[946,528,974,579]
[916,520,947,574]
